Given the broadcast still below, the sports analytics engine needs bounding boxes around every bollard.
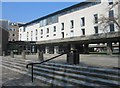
[38,51,44,61]
[11,51,14,58]
[22,51,26,59]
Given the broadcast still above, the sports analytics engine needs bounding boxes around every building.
[0,26,9,56]
[0,20,21,41]
[19,0,120,54]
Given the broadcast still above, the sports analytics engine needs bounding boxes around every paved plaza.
[4,54,120,68]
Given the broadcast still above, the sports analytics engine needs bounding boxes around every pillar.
[107,41,112,55]
[67,44,79,65]
[2,51,5,56]
[22,50,26,59]
[10,51,14,58]
[118,42,120,54]
[45,46,49,54]
[54,46,57,54]
[84,44,89,54]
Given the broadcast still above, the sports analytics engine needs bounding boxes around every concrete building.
[0,20,21,41]
[0,26,9,56]
[19,0,120,54]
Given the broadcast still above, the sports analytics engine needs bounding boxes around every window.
[110,24,114,32]
[109,10,114,17]
[61,23,64,30]
[61,32,64,38]
[70,20,74,29]
[31,31,33,36]
[41,29,43,35]
[36,37,38,41]
[109,10,114,32]
[20,34,21,40]
[47,28,49,33]
[13,29,15,31]
[81,28,85,35]
[10,29,12,31]
[94,14,98,24]
[41,36,43,38]
[36,29,38,35]
[13,34,15,36]
[81,17,85,26]
[27,38,29,41]
[94,26,98,34]
[23,27,26,32]
[53,34,56,36]
[54,26,56,32]
[108,0,113,5]
[46,35,49,37]
[27,32,29,37]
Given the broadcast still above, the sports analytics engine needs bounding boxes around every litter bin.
[67,50,79,64]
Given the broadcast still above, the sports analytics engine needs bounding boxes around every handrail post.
[31,64,33,82]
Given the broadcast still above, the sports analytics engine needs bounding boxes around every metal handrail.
[26,50,75,82]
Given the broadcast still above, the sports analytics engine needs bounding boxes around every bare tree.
[98,0,120,32]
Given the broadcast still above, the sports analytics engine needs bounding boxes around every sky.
[1,1,85,23]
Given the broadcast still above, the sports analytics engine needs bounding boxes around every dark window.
[13,34,15,36]
[81,28,85,35]
[23,27,25,32]
[70,20,74,29]
[81,17,85,26]
[53,34,56,36]
[61,32,64,38]
[36,29,38,35]
[46,35,49,37]
[41,36,43,38]
[61,23,64,30]
[54,26,56,32]
[110,24,114,32]
[94,14,98,24]
[47,28,49,33]
[94,26,98,34]
[41,29,43,35]
[109,10,114,17]
[108,0,113,5]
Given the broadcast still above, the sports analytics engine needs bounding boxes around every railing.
[26,50,74,82]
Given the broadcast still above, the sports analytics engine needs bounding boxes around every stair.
[2,57,120,88]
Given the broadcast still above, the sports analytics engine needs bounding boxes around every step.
[32,66,120,87]
[43,62,120,75]
[2,64,73,86]
[35,64,120,81]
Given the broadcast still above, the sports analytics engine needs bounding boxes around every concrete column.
[37,51,44,61]
[84,44,89,54]
[67,44,79,65]
[45,46,49,54]
[2,51,5,56]
[107,41,112,55]
[54,46,59,54]
[119,42,120,54]
[22,50,26,59]
[10,51,14,58]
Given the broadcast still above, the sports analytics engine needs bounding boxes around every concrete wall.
[0,27,9,56]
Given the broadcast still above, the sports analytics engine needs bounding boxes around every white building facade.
[19,0,120,54]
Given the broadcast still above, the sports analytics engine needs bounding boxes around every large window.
[81,28,85,35]
[61,23,64,30]
[54,26,56,32]
[109,10,114,32]
[94,14,98,24]
[94,26,98,34]
[41,29,43,35]
[70,20,74,29]
[81,17,85,26]
[47,28,49,33]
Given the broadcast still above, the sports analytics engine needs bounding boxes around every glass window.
[70,20,74,29]
[109,10,114,18]
[54,26,56,32]
[108,0,113,5]
[47,28,49,33]
[94,26,98,34]
[36,29,38,35]
[41,29,43,35]
[81,17,85,26]
[61,23,64,30]
[46,35,49,37]
[94,14,98,24]
[81,28,85,35]
[53,34,56,36]
[110,24,114,32]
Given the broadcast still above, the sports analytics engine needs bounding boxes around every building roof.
[22,2,92,27]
